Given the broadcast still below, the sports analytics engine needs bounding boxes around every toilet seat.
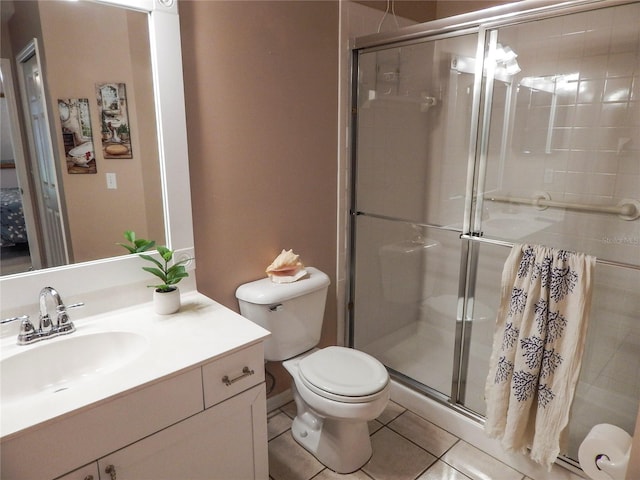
[298,346,389,403]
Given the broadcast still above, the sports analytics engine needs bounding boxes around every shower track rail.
[484,194,640,220]
[484,193,640,220]
[460,233,640,271]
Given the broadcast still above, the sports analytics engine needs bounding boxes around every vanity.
[0,0,272,477]
[1,291,270,479]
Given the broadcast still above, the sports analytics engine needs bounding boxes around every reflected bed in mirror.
[1,0,165,276]
[0,0,194,313]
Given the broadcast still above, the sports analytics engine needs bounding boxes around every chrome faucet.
[39,286,62,333]
[1,287,83,345]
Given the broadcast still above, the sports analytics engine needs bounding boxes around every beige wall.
[179,0,339,397]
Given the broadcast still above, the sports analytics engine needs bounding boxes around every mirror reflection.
[0,0,165,277]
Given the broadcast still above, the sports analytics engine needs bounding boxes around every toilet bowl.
[283,347,390,473]
[235,267,390,473]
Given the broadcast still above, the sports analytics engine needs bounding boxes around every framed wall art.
[58,98,97,174]
[96,82,133,159]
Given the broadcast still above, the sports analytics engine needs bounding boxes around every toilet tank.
[235,267,330,361]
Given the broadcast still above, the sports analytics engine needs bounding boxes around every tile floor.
[268,400,538,480]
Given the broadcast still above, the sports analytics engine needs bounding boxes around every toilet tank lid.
[235,267,330,305]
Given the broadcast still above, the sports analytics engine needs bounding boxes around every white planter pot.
[153,287,181,315]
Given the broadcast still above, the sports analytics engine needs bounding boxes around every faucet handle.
[1,315,29,325]
[66,302,85,310]
[16,316,37,345]
[55,302,83,334]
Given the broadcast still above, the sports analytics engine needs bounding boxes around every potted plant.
[118,230,190,314]
[117,123,130,142]
[101,117,111,141]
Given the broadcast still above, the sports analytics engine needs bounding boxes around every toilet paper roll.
[579,424,632,480]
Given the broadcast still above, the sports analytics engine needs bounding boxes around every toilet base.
[289,383,374,474]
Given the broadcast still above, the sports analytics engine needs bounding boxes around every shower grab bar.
[484,194,639,221]
[460,234,640,271]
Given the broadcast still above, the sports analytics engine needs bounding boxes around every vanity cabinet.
[97,384,266,480]
[94,343,268,480]
[5,341,268,480]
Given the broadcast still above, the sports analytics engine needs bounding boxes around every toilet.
[235,267,390,473]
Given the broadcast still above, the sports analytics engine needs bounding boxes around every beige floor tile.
[269,431,324,480]
[282,401,298,419]
[363,427,437,480]
[368,419,384,435]
[388,410,458,457]
[418,460,472,480]
[442,441,524,480]
[314,468,374,480]
[268,411,292,440]
[376,400,406,425]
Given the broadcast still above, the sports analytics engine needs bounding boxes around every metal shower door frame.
[348,0,638,430]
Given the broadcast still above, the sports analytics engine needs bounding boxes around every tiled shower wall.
[492,4,640,264]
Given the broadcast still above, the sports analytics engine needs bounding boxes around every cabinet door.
[54,463,99,480]
[98,383,268,480]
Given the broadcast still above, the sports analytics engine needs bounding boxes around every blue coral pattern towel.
[485,244,595,469]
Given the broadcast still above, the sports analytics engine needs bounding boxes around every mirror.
[0,0,194,312]
[1,0,166,276]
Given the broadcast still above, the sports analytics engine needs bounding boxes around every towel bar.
[460,234,640,271]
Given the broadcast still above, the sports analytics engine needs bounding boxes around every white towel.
[485,244,595,469]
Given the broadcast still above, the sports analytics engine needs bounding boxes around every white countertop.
[0,291,270,440]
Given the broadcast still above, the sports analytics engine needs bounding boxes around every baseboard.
[267,388,293,414]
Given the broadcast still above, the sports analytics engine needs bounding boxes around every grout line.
[269,401,525,480]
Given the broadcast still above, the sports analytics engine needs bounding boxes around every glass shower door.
[351,0,640,472]
[462,2,640,462]
[351,32,479,398]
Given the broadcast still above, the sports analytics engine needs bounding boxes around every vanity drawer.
[202,343,265,408]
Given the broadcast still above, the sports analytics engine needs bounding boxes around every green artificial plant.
[118,230,189,293]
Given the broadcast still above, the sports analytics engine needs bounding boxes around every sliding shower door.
[350,0,640,467]
[351,32,479,398]
[463,2,640,461]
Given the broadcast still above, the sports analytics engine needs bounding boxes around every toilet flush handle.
[269,304,283,312]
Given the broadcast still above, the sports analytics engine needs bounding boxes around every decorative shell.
[265,249,304,276]
[265,249,308,283]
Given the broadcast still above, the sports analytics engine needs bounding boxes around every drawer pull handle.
[222,366,254,386]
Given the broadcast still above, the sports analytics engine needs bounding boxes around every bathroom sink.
[0,331,148,404]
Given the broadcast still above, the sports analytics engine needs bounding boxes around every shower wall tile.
[616,173,640,197]
[599,102,627,126]
[632,78,640,101]
[603,77,632,101]
[489,2,639,267]
[592,153,619,174]
[572,104,597,126]
[587,172,616,197]
[577,78,604,102]
[607,52,637,78]
[579,57,609,81]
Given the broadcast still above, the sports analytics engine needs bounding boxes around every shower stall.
[348,0,640,468]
